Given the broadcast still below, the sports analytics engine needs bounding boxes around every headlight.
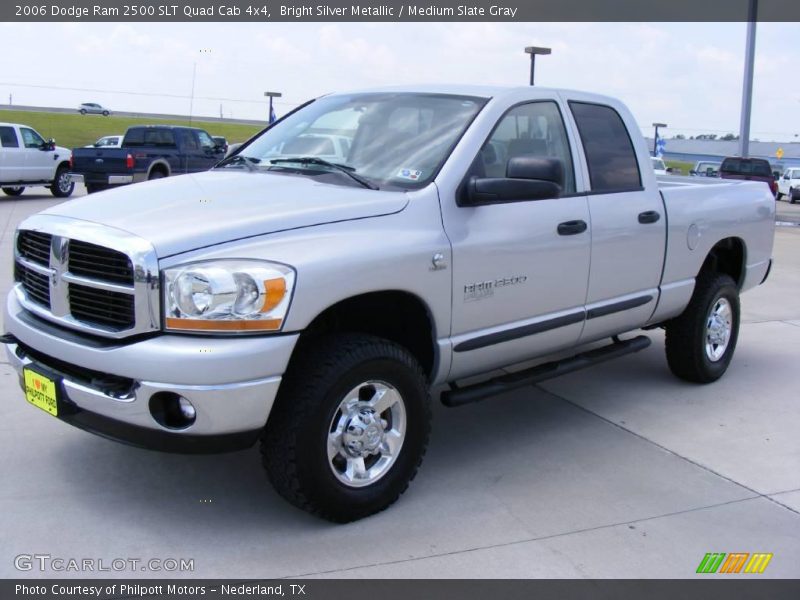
[163,260,295,333]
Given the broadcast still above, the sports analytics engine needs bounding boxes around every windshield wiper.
[269,156,379,190]
[216,154,260,171]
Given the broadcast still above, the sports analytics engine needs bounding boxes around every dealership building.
[644,138,800,171]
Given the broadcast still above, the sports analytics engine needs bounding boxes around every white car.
[0,123,74,197]
[78,103,111,116]
[691,161,720,177]
[651,156,668,175]
[86,134,123,148]
[777,167,800,203]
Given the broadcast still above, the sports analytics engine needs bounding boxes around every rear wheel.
[665,272,740,383]
[148,170,166,181]
[2,187,24,197]
[79,109,87,115]
[261,334,431,522]
[50,166,74,198]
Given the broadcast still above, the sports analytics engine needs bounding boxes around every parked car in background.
[78,103,111,116]
[777,167,800,203]
[0,123,73,197]
[85,134,123,148]
[651,156,668,175]
[6,86,775,522]
[212,136,228,154]
[69,125,225,193]
[690,161,721,177]
[719,157,778,197]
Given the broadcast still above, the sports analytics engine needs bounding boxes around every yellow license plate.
[23,368,58,416]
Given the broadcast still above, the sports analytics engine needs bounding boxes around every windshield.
[651,158,666,171]
[228,92,487,189]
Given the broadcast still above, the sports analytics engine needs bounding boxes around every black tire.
[79,109,87,115]
[790,188,797,204]
[665,272,740,383]
[102,111,109,116]
[148,170,165,180]
[262,334,431,523]
[49,166,74,198]
[776,192,783,200]
[2,186,24,197]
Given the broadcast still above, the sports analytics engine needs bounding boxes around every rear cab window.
[124,128,177,148]
[568,101,641,193]
[720,158,771,177]
[0,126,19,148]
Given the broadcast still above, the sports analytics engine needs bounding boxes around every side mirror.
[461,157,563,206]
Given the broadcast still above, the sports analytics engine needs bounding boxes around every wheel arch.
[699,237,746,289]
[292,290,438,381]
[148,161,171,178]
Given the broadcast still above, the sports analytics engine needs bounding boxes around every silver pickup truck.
[4,86,775,522]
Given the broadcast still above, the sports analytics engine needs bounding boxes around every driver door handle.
[557,220,588,236]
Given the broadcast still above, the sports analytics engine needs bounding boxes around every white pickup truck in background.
[4,86,775,522]
[0,123,74,198]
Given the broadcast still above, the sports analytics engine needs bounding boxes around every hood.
[42,170,409,257]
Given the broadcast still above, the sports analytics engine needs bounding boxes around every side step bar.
[441,335,651,407]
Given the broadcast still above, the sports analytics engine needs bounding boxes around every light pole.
[264,91,282,124]
[524,46,551,86]
[652,123,667,156]
[738,0,758,158]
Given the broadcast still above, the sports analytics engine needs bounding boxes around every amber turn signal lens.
[261,277,287,313]
[165,317,283,332]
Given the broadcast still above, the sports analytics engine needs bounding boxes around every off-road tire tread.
[261,334,430,522]
[665,272,739,383]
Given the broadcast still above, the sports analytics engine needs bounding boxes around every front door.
[20,127,54,181]
[442,100,591,380]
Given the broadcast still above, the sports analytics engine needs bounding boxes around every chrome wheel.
[57,171,71,194]
[327,381,406,488]
[705,297,732,362]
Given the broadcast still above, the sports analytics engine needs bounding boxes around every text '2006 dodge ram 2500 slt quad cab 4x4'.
[4,86,774,522]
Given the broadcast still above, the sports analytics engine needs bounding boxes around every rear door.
[0,126,24,181]
[565,99,666,344]
[19,127,54,181]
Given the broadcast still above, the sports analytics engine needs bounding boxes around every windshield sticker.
[397,169,422,181]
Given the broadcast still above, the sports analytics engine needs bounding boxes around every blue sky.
[1,21,798,141]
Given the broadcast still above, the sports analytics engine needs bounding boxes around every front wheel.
[790,188,797,204]
[261,334,431,522]
[2,186,24,197]
[102,111,109,116]
[665,272,740,383]
[50,166,74,198]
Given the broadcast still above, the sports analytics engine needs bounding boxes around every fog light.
[178,396,196,421]
[149,392,197,429]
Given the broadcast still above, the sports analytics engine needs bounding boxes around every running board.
[441,335,651,407]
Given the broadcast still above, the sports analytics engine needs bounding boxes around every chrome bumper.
[4,293,299,452]
[68,173,137,185]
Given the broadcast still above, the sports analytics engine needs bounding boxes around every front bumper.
[4,293,299,453]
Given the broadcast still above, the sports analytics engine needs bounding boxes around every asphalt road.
[0,186,798,579]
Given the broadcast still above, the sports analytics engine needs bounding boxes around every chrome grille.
[68,240,134,285]
[68,284,135,329]
[14,262,51,309]
[17,230,52,266]
[13,218,160,339]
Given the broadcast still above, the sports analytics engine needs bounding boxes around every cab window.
[0,126,19,148]
[470,101,576,195]
[20,128,44,149]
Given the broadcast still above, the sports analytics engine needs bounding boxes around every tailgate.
[71,148,130,175]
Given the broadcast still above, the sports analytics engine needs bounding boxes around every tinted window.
[0,126,19,148]
[197,130,216,149]
[720,158,771,177]
[569,102,641,192]
[124,128,177,147]
[471,101,575,195]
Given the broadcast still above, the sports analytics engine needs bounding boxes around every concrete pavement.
[0,187,798,579]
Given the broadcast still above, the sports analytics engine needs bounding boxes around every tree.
[720,133,739,141]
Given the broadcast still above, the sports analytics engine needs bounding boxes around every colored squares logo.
[696,552,773,574]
